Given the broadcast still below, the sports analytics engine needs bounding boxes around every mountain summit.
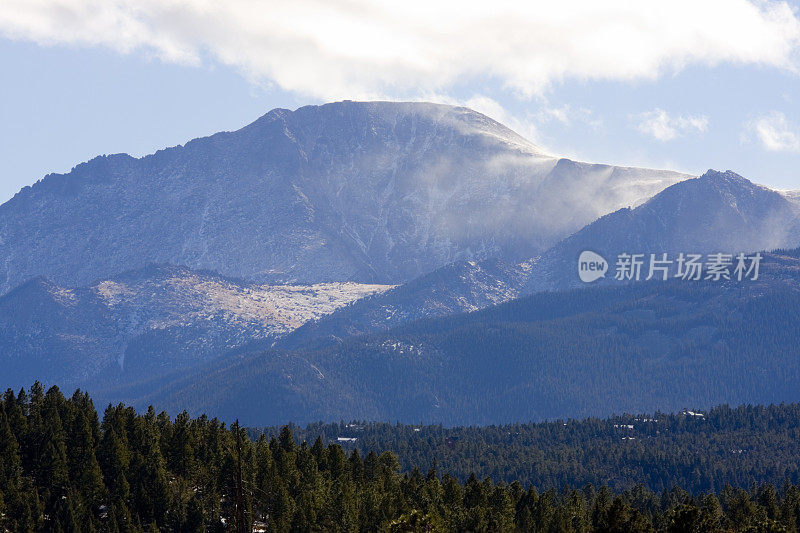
[0,101,687,294]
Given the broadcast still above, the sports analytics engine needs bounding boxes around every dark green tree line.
[4,384,800,531]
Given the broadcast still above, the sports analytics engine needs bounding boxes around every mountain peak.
[246,100,549,157]
[701,168,746,179]
[698,169,757,188]
[633,168,799,248]
[640,168,780,213]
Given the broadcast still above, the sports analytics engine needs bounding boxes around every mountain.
[279,169,800,348]
[5,100,799,427]
[0,101,688,294]
[3,165,794,392]
[0,265,389,391]
[110,250,800,425]
[524,169,800,292]
[279,258,531,349]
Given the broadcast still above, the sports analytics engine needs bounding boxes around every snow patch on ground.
[91,269,393,336]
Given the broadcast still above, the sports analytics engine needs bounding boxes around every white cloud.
[634,109,709,141]
[743,111,800,152]
[1,1,800,101]
[535,105,602,130]
[536,106,574,126]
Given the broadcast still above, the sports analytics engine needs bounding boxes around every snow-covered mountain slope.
[0,101,688,294]
[0,264,390,390]
[524,169,800,292]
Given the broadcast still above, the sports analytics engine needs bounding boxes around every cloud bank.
[2,1,800,100]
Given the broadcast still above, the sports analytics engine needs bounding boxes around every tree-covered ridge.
[258,402,800,495]
[3,385,800,531]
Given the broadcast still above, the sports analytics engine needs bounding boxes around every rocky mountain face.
[0,101,688,294]
[0,265,389,390]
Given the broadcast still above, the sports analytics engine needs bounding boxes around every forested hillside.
[5,386,800,531]
[119,250,800,425]
[258,403,800,495]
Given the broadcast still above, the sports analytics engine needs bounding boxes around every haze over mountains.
[2,100,800,424]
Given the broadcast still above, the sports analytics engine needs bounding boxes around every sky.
[2,0,800,204]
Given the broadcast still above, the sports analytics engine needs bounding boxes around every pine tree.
[487,484,515,531]
[99,428,132,530]
[0,404,22,491]
[780,484,800,532]
[167,412,196,480]
[66,411,105,513]
[278,426,295,454]
[440,475,463,529]
[38,392,71,528]
[183,495,205,532]
[43,491,80,533]
[128,417,169,527]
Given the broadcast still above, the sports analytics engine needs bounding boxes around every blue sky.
[2,0,800,203]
